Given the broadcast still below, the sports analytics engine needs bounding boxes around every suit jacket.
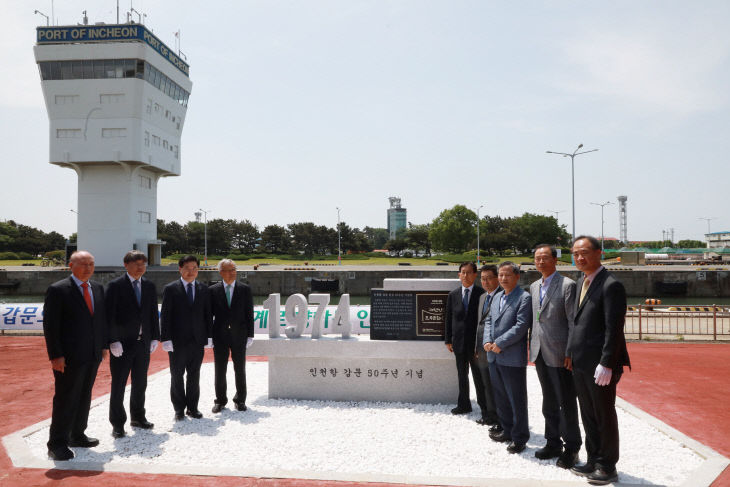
[567,268,631,373]
[160,279,212,347]
[43,276,107,364]
[484,286,532,367]
[529,273,576,367]
[476,286,502,354]
[105,274,160,348]
[210,280,254,348]
[445,285,485,355]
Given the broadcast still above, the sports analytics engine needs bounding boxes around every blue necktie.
[462,288,469,313]
[187,282,194,305]
[133,279,141,306]
[483,293,491,315]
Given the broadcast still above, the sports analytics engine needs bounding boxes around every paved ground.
[0,338,728,487]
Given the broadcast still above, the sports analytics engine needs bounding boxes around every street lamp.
[548,209,564,221]
[546,144,599,246]
[198,208,210,266]
[336,207,341,266]
[34,9,49,25]
[476,204,484,266]
[699,217,716,235]
[590,201,613,254]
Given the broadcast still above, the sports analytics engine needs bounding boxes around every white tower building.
[34,22,192,265]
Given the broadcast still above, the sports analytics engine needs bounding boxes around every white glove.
[162,340,174,352]
[205,337,214,348]
[149,339,159,353]
[594,364,612,386]
[246,337,253,349]
[109,341,123,358]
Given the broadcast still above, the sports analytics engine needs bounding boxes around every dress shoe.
[450,406,472,415]
[506,441,526,454]
[476,416,497,426]
[186,409,203,419]
[556,450,580,469]
[48,446,74,461]
[489,430,511,443]
[130,419,154,429]
[587,466,618,485]
[488,423,503,434]
[174,411,185,421]
[67,436,99,448]
[212,403,224,413]
[112,426,126,439]
[235,403,247,411]
[534,445,563,460]
[571,461,596,477]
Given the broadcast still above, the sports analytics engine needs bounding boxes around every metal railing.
[625,304,730,341]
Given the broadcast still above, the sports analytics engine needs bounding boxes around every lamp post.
[699,217,716,234]
[548,209,564,221]
[546,144,599,245]
[336,207,341,266]
[199,208,210,266]
[34,10,49,25]
[476,204,484,266]
[590,201,613,254]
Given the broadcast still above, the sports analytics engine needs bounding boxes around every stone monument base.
[248,336,458,404]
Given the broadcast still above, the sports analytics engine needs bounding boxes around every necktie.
[462,288,470,312]
[187,282,194,305]
[81,282,93,315]
[133,280,142,306]
[482,294,491,315]
[226,284,232,307]
[579,278,591,305]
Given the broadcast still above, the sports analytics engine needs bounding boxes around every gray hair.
[498,261,520,275]
[217,258,236,271]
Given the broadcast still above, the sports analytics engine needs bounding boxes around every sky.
[2,0,729,242]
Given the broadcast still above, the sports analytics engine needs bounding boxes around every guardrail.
[625,304,730,341]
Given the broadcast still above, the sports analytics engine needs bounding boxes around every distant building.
[705,231,730,249]
[387,197,407,240]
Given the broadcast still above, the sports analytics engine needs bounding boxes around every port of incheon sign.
[370,289,448,340]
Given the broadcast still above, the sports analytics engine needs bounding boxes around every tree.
[480,215,512,255]
[260,224,290,254]
[429,205,477,253]
[231,219,259,253]
[158,220,186,254]
[406,223,431,256]
[508,213,570,254]
[677,239,705,248]
[385,237,408,256]
[363,226,389,250]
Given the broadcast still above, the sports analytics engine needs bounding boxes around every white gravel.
[24,362,703,485]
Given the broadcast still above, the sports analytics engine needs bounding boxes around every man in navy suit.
[483,261,532,454]
[43,251,108,461]
[160,255,213,420]
[567,236,630,485]
[106,250,160,438]
[210,259,254,413]
[444,262,486,415]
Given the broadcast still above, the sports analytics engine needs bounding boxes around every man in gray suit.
[529,244,582,468]
[474,264,501,426]
[483,261,532,454]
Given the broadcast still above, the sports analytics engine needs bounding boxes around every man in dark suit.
[43,250,108,461]
[482,261,532,454]
[445,262,486,416]
[473,264,501,426]
[160,255,213,420]
[210,259,254,413]
[529,244,581,468]
[567,236,631,485]
[106,250,160,438]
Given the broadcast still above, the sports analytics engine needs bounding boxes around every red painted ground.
[0,337,728,486]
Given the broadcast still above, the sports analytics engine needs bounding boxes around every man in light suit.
[106,250,160,438]
[160,255,213,420]
[529,244,581,468]
[483,261,531,454]
[473,264,501,426]
[568,236,631,485]
[445,262,486,415]
[43,251,108,461]
[210,259,255,413]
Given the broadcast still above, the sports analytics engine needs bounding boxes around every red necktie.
[81,282,94,315]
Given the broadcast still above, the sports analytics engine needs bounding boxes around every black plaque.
[371,289,449,340]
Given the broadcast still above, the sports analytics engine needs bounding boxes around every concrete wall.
[1,266,728,298]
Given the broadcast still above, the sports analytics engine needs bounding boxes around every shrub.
[17,252,34,259]
[0,252,19,260]
[225,253,250,261]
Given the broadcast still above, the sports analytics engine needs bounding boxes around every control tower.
[34,21,192,265]
[387,197,407,240]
